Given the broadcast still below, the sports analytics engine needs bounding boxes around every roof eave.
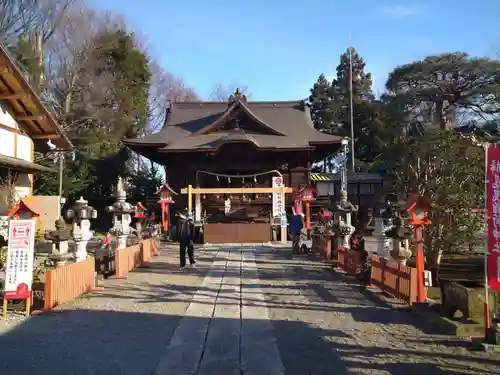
[192,101,286,136]
[0,44,73,150]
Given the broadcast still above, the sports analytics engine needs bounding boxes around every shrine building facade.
[124,90,342,243]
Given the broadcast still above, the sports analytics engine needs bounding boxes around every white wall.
[0,100,34,198]
[0,100,18,129]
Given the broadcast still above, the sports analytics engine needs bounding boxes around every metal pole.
[341,141,348,202]
[58,152,64,218]
[348,46,355,172]
[484,143,491,334]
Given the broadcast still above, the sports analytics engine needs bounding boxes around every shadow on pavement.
[0,309,497,375]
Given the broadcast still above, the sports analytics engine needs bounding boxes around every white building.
[0,44,72,237]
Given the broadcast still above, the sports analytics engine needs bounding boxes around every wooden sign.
[2,219,36,319]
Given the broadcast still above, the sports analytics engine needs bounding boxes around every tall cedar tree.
[308,74,338,133]
[331,47,386,170]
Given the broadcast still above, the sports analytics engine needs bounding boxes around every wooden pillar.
[280,186,287,244]
[305,201,311,229]
[187,184,193,215]
[414,225,427,303]
[305,200,311,240]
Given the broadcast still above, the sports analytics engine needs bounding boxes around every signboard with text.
[272,176,284,217]
[3,219,36,300]
[487,145,500,290]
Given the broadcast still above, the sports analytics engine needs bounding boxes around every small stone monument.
[66,196,98,262]
[44,218,72,267]
[107,177,135,250]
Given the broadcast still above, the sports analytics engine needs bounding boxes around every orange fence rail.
[44,256,95,311]
[115,244,142,278]
[141,239,160,263]
[336,247,364,276]
[370,255,418,306]
[115,239,160,278]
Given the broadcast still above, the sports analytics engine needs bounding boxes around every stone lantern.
[333,190,359,249]
[66,196,97,262]
[106,177,135,250]
[44,218,72,266]
[385,206,413,265]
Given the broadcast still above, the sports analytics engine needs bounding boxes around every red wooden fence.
[44,257,95,311]
[370,255,418,306]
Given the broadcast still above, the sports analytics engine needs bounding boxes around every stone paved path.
[0,244,499,375]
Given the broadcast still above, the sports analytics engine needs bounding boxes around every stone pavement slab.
[154,246,285,375]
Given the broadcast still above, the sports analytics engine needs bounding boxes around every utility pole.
[348,46,355,171]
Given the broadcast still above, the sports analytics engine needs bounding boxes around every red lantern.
[406,192,432,226]
[301,184,316,202]
[134,202,146,219]
[154,184,178,232]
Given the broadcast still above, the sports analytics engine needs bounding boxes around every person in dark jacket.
[290,213,304,254]
[177,211,196,270]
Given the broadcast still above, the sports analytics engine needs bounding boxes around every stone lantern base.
[48,252,73,267]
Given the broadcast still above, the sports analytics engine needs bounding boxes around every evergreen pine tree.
[308,74,339,134]
[332,47,374,104]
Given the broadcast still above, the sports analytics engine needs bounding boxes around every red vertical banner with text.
[487,145,500,290]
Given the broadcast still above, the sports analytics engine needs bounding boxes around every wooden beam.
[0,66,13,75]
[16,115,45,121]
[180,187,293,195]
[30,133,60,140]
[0,93,27,100]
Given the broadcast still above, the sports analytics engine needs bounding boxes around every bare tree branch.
[209,83,251,101]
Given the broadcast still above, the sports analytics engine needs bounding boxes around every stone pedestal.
[73,220,93,262]
[116,234,128,250]
[390,238,412,265]
[48,240,73,267]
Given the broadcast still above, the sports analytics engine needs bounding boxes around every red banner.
[487,145,500,290]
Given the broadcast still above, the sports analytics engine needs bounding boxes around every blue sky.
[89,0,499,101]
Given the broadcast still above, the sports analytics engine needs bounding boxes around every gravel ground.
[255,248,500,375]
[0,244,216,375]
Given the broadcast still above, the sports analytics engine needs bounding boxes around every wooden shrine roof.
[124,97,343,154]
[0,44,72,150]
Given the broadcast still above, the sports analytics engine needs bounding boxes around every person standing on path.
[290,212,304,254]
[177,210,196,270]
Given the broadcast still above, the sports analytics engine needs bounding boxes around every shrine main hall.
[124,90,342,243]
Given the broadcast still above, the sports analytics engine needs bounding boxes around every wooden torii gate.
[180,184,293,244]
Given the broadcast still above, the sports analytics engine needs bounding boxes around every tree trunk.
[435,100,447,130]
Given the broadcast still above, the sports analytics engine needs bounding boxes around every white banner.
[4,219,36,299]
[195,194,201,222]
[272,176,284,217]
